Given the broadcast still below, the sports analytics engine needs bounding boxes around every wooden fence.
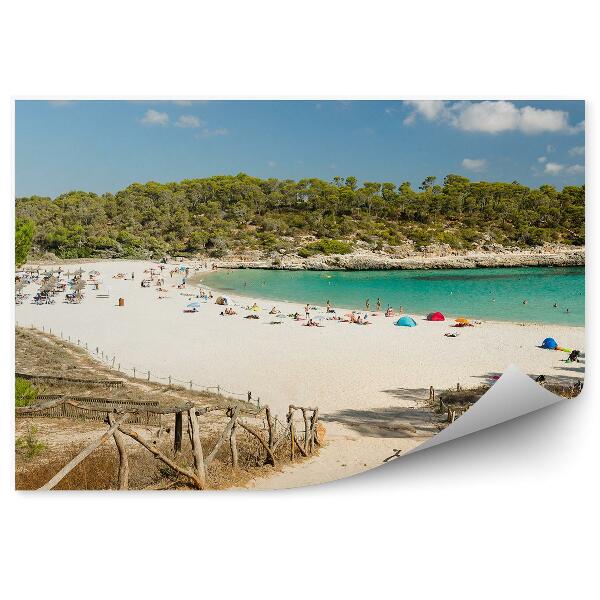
[17,395,161,425]
[429,386,470,424]
[16,399,321,490]
[15,371,124,388]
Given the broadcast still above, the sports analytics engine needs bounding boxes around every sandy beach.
[15,259,584,488]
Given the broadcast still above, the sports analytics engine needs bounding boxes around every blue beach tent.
[541,337,558,349]
[396,316,417,327]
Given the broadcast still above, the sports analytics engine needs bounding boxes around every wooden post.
[187,408,206,488]
[189,380,193,390]
[288,410,295,461]
[230,420,239,468]
[108,413,129,490]
[174,411,183,453]
[147,371,151,382]
[309,408,319,451]
[204,408,239,467]
[266,406,275,454]
[302,408,310,453]
[133,367,136,379]
[168,375,172,387]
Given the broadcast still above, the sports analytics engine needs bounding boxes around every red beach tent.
[427,311,445,321]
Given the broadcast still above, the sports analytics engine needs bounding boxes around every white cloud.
[461,158,487,172]
[569,145,585,156]
[403,100,446,124]
[544,162,565,175]
[141,109,169,126]
[518,105,571,134]
[451,100,520,133]
[538,156,548,163]
[566,164,584,175]
[175,115,203,128]
[403,100,581,135]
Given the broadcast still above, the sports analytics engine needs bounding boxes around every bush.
[15,377,37,407]
[298,239,352,258]
[16,425,45,459]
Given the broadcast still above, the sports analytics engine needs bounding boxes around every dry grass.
[15,327,318,490]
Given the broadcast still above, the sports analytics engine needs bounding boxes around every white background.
[1,1,597,598]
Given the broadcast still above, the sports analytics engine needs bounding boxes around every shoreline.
[16,259,585,488]
[192,269,585,329]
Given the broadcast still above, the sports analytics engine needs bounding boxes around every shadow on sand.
[322,387,440,438]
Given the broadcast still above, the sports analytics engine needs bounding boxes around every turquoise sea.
[200,266,585,326]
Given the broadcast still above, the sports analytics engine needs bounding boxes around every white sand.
[16,260,584,488]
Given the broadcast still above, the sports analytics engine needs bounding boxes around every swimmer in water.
[523,300,528,304]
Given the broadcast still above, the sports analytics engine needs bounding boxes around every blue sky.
[15,100,585,198]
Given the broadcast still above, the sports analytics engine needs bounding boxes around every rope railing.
[17,322,262,409]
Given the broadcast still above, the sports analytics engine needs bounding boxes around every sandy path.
[16,260,584,488]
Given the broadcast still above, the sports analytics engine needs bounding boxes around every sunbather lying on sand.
[245,314,259,319]
[304,318,323,327]
[269,307,278,314]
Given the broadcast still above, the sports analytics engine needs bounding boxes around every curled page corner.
[409,364,567,455]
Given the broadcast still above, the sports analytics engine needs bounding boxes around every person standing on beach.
[365,298,370,311]
[305,303,310,319]
[376,298,381,312]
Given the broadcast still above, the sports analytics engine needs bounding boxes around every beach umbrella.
[187,302,200,308]
[455,317,470,324]
[75,268,85,275]
[74,280,87,291]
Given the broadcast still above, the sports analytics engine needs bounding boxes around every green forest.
[15,173,585,261]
